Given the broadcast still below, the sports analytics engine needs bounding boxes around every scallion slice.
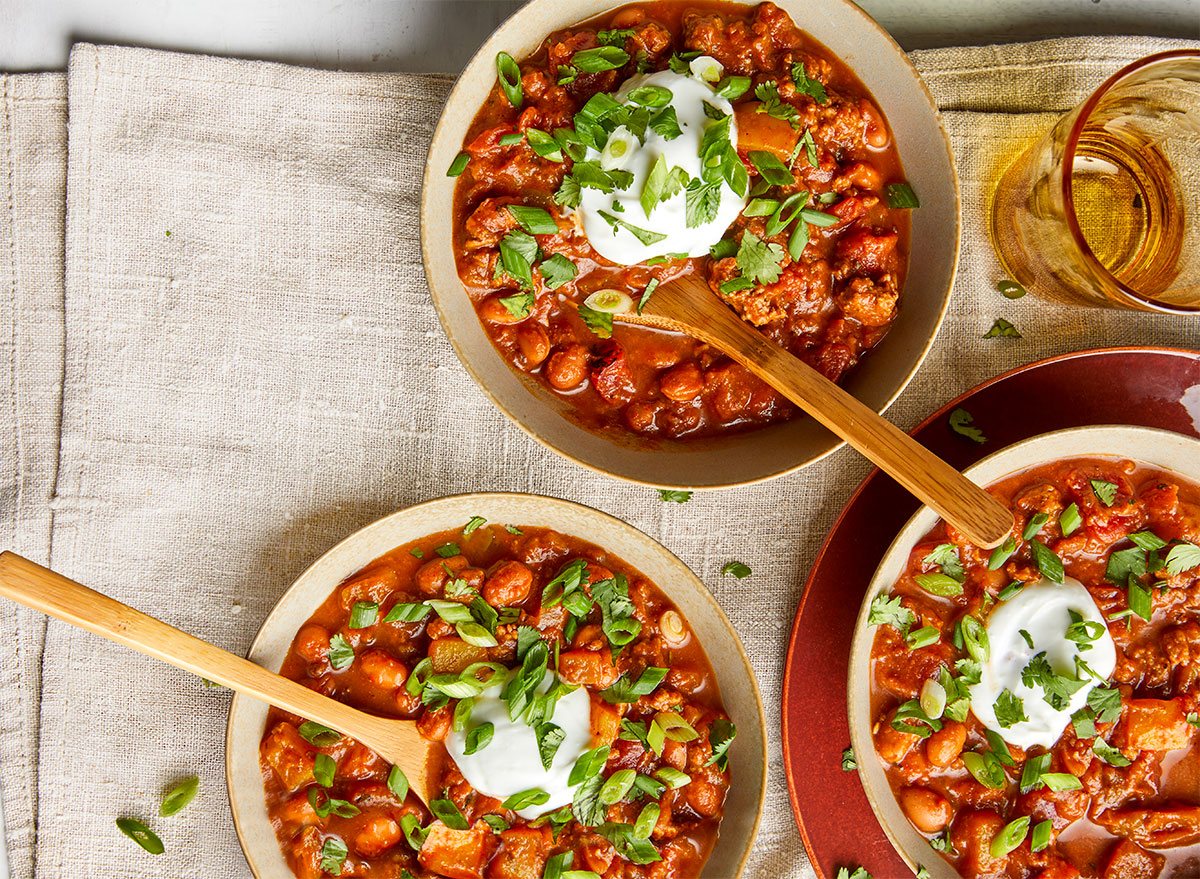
[495,52,523,108]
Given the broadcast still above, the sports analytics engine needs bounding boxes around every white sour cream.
[444,671,593,819]
[577,69,745,265]
[969,576,1116,750]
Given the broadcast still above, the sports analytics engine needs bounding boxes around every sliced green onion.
[525,128,563,162]
[583,289,634,314]
[572,46,629,73]
[506,205,559,236]
[116,818,164,855]
[313,753,336,788]
[633,802,660,838]
[348,601,378,629]
[446,152,470,177]
[501,788,550,811]
[919,679,947,719]
[387,765,409,801]
[297,721,341,747]
[652,767,690,789]
[885,182,920,209]
[384,602,431,623]
[160,776,199,817]
[598,769,636,805]
[1030,819,1052,852]
[989,816,1029,858]
[913,573,963,597]
[905,626,940,650]
[465,722,495,755]
[496,52,523,108]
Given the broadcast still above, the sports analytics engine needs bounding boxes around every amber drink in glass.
[991,51,1200,313]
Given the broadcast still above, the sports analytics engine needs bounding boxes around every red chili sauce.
[260,523,733,878]
[451,1,910,441]
[869,457,1200,878]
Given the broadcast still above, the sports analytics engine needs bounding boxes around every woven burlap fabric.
[0,72,67,879]
[1,34,1198,879]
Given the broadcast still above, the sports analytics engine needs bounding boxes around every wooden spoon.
[621,273,1013,549]
[0,551,439,805]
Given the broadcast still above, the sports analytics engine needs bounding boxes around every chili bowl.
[847,425,1200,878]
[420,0,959,488]
[226,492,767,878]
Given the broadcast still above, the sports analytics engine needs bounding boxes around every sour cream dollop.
[444,671,593,819]
[577,67,745,264]
[969,576,1116,750]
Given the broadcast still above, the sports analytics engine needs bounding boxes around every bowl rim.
[844,423,1200,877]
[418,0,961,490]
[226,491,768,878]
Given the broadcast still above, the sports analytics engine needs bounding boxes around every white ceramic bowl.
[420,0,960,488]
[227,492,768,878]
[846,425,1200,877]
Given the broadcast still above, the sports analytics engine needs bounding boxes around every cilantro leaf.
[983,317,1021,339]
[721,561,751,579]
[578,303,613,339]
[994,688,1028,728]
[538,254,577,290]
[949,407,986,444]
[736,231,785,286]
[1165,541,1200,575]
[658,489,692,503]
[867,592,914,635]
[923,543,965,582]
[1090,478,1118,506]
[790,61,828,104]
[685,179,721,228]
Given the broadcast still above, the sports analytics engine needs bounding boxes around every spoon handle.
[642,277,1013,548]
[0,551,426,782]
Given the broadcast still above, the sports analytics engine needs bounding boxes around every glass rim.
[1060,49,1200,314]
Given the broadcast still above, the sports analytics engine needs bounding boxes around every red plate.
[781,346,1200,878]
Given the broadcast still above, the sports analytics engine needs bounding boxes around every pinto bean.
[926,720,967,767]
[545,343,589,390]
[483,559,533,605]
[293,624,330,664]
[900,786,952,833]
[359,649,408,689]
[660,362,704,402]
[516,323,550,368]
[354,815,402,858]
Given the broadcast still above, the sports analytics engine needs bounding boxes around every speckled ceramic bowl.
[420,0,959,488]
[847,425,1200,877]
[227,492,767,878]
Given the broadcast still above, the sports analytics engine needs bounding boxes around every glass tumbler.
[991,51,1200,313]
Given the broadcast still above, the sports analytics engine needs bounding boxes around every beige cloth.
[1,34,1198,879]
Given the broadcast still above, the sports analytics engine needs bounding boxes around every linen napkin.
[2,33,1199,879]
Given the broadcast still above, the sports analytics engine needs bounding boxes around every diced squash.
[419,821,492,879]
[1125,698,1194,751]
[429,637,488,674]
[486,826,552,879]
[558,649,619,689]
[734,102,799,161]
[261,721,316,790]
[1102,838,1165,879]
[591,698,623,746]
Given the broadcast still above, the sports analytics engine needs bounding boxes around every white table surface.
[0,3,1196,879]
[0,0,1197,72]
